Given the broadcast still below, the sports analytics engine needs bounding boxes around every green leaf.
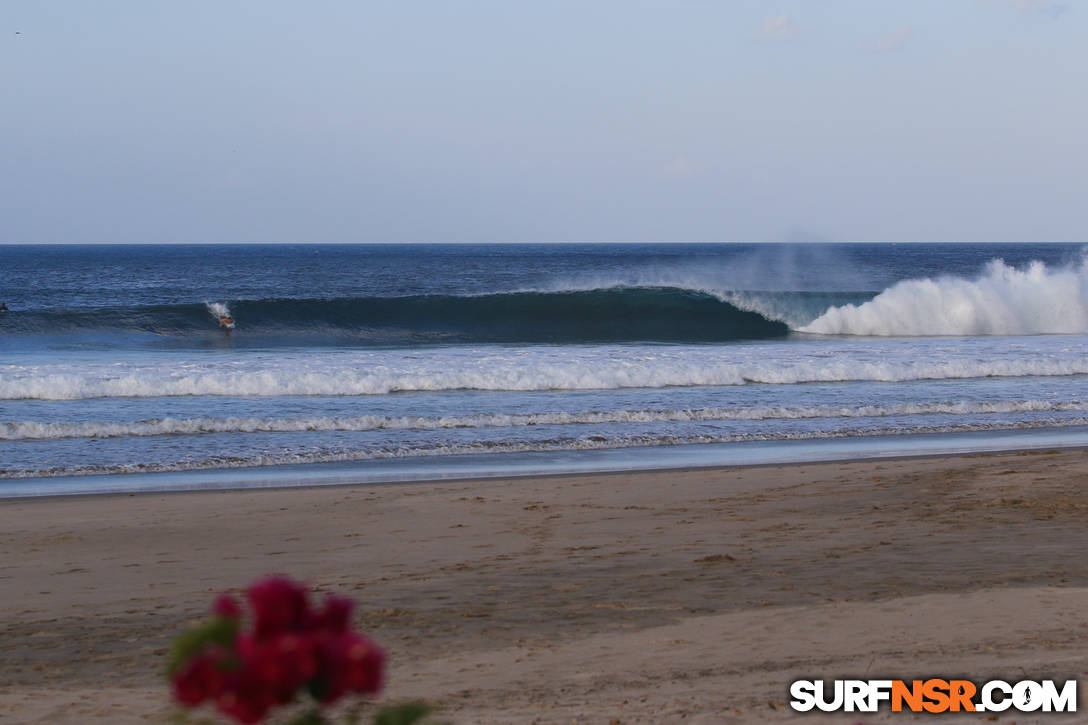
[373,701,433,725]
[165,615,240,676]
[167,709,191,725]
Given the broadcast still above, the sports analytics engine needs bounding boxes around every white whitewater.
[801,258,1088,336]
[3,400,1087,440]
[205,301,232,322]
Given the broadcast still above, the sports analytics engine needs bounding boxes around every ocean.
[2,242,1087,496]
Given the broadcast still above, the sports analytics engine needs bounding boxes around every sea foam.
[3,400,1085,440]
[4,346,1088,401]
[6,416,1088,479]
[801,258,1088,336]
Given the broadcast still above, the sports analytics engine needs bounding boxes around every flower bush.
[168,576,428,725]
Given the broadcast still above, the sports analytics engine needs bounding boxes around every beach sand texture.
[2,449,1088,723]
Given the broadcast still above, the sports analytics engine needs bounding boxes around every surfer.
[219,315,234,329]
[0,302,7,312]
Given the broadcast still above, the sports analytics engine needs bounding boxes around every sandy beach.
[3,448,1088,724]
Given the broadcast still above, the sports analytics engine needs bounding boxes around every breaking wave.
[4,351,1088,401]
[0,288,788,345]
[11,257,1080,346]
[802,257,1088,336]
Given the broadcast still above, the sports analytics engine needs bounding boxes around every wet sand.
[2,448,1088,723]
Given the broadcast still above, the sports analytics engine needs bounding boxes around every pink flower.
[247,576,310,638]
[213,593,242,619]
[236,631,318,703]
[310,593,355,633]
[337,632,385,696]
[172,648,230,706]
[170,575,386,723]
[313,632,386,704]
[215,668,276,725]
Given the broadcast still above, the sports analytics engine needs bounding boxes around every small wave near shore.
[4,400,1087,440]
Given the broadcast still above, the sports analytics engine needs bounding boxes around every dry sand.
[2,448,1088,723]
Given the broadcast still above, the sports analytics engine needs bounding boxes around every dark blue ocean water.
[2,243,1087,492]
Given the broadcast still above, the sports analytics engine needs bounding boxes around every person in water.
[0,302,7,312]
[219,316,234,328]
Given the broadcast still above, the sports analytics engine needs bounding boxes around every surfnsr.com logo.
[790,679,1077,713]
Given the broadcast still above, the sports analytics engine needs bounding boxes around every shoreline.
[5,424,1088,499]
[3,447,1088,722]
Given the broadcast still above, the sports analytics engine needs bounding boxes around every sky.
[2,0,1085,243]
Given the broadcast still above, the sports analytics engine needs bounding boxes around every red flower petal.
[172,649,229,706]
[313,632,386,703]
[246,576,310,638]
[213,593,242,619]
[311,593,355,633]
[237,631,317,702]
[215,669,275,725]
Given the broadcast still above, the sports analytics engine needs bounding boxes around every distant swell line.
[4,400,1087,440]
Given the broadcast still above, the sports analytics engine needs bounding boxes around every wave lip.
[801,257,1088,336]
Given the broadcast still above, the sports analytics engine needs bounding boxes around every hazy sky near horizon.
[2,1,1085,243]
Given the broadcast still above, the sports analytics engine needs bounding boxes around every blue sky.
[2,1,1084,243]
